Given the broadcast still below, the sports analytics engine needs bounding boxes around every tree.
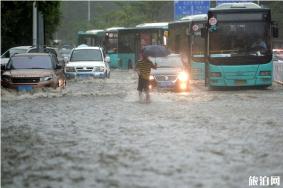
[261,1,283,42]
[1,1,61,52]
[56,1,173,45]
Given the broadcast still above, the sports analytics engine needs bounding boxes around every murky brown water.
[2,70,283,188]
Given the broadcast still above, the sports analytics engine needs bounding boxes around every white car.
[1,46,32,66]
[64,46,110,78]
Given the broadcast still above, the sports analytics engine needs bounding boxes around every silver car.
[149,54,190,92]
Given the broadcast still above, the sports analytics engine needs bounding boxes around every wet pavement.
[1,70,283,188]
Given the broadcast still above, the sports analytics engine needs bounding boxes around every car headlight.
[149,75,154,80]
[95,66,105,72]
[65,66,75,72]
[100,66,105,72]
[40,75,53,81]
[177,71,189,81]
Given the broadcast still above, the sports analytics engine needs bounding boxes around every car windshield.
[8,56,53,69]
[70,49,102,61]
[150,56,183,68]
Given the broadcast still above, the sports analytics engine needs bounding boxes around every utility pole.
[32,1,44,52]
[33,1,37,46]
[88,0,90,22]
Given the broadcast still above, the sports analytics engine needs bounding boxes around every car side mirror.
[105,56,110,63]
[272,22,279,38]
[56,64,62,69]
[64,56,69,63]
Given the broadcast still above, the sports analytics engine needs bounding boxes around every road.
[1,70,283,188]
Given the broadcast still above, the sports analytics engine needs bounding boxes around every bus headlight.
[149,75,154,80]
[259,71,271,76]
[210,72,221,77]
[177,71,189,81]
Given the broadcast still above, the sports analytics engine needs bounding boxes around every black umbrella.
[143,45,170,57]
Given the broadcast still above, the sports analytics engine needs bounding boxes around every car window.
[70,49,102,61]
[8,56,53,69]
[10,48,28,56]
[1,50,10,58]
[274,51,283,61]
[1,48,28,58]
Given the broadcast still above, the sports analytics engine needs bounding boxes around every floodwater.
[1,70,283,188]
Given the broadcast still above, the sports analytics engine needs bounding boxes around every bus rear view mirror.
[272,22,279,38]
[201,28,206,38]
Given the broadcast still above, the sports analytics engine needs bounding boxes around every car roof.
[10,46,32,50]
[273,49,283,52]
[13,53,52,57]
[154,54,180,58]
[74,46,102,50]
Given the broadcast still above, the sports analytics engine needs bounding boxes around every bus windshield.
[209,22,272,64]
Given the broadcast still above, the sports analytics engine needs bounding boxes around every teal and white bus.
[168,14,207,80]
[77,29,105,47]
[204,2,278,88]
[105,27,125,68]
[117,22,168,69]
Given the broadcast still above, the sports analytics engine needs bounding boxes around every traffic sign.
[174,1,211,20]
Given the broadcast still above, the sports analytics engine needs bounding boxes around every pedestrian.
[135,52,157,103]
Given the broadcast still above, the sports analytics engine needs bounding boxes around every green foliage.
[57,1,173,44]
[1,2,33,52]
[94,1,172,28]
[1,1,61,52]
[261,1,283,41]
[37,1,61,43]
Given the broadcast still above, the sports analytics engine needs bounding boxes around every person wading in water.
[135,52,157,103]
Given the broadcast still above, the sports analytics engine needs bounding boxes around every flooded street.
[1,70,283,188]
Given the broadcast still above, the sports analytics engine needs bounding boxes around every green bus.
[77,29,105,47]
[168,14,207,80]
[204,2,278,88]
[105,27,125,68]
[117,22,168,69]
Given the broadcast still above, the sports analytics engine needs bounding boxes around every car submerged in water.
[149,54,190,92]
[1,53,66,91]
[64,45,111,79]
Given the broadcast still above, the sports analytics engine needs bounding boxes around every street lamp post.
[88,0,90,22]
[33,1,37,46]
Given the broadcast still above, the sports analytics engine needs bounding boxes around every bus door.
[117,30,136,69]
[191,22,206,80]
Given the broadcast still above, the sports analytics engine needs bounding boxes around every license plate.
[235,80,246,85]
[16,85,33,91]
[78,74,92,78]
[159,81,174,88]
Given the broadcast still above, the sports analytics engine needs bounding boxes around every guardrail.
[273,61,283,84]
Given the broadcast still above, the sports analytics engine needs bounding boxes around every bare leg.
[139,91,143,102]
[145,91,150,103]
